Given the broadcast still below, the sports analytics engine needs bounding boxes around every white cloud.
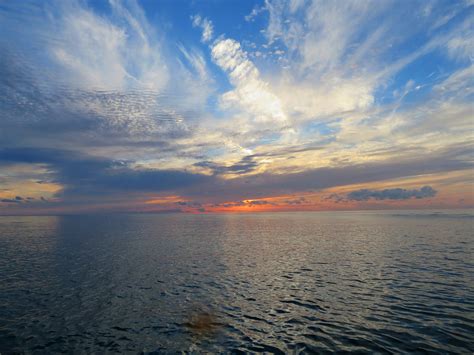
[51,6,129,90]
[433,65,474,98]
[191,15,214,43]
[253,0,390,124]
[211,38,288,127]
[0,0,220,140]
[195,0,474,176]
[275,79,374,123]
[48,1,171,93]
[245,4,266,22]
[446,18,474,61]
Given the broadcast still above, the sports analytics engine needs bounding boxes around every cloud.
[211,38,288,126]
[244,1,385,127]
[47,0,173,92]
[0,0,214,141]
[0,0,473,213]
[1,139,462,206]
[176,201,202,207]
[244,5,266,22]
[0,148,213,199]
[82,169,210,194]
[0,195,42,204]
[193,156,259,175]
[51,4,129,90]
[1,199,21,204]
[445,18,474,61]
[283,197,306,205]
[191,15,214,43]
[246,200,274,206]
[258,0,473,131]
[182,145,471,202]
[213,199,276,208]
[346,186,437,201]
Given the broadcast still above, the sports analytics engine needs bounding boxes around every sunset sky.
[0,0,473,214]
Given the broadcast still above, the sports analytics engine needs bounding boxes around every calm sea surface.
[0,211,473,353]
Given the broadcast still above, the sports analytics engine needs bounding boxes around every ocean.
[0,211,473,353]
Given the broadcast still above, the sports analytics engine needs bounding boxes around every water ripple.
[0,212,473,353]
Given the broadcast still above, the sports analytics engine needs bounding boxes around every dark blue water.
[1,211,473,353]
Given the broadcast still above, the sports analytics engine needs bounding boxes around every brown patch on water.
[184,311,219,338]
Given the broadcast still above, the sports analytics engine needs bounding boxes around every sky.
[0,0,473,215]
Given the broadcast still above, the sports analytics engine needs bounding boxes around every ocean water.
[0,211,473,353]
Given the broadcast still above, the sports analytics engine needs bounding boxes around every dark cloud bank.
[0,148,210,196]
[347,186,437,201]
[0,144,470,211]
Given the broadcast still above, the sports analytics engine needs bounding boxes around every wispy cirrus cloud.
[0,0,214,140]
